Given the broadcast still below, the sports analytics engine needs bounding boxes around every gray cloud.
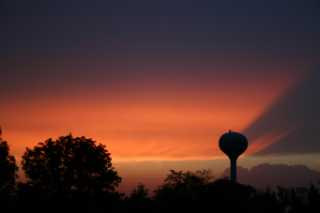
[222,163,320,188]
[245,68,320,154]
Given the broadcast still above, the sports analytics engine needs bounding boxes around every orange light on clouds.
[0,57,306,162]
[246,129,293,155]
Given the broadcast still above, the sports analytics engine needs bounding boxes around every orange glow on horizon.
[1,77,299,161]
[0,58,307,162]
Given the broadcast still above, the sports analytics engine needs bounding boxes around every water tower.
[219,130,248,182]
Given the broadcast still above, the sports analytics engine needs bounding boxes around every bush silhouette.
[21,134,121,196]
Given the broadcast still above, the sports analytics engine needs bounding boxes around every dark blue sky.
[2,0,319,97]
[3,0,320,58]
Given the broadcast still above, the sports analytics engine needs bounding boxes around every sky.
[2,0,320,192]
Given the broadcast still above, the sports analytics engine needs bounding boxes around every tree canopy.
[21,134,121,195]
[0,137,18,195]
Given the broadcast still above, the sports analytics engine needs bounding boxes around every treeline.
[0,134,320,213]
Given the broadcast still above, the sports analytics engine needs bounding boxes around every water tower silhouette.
[219,130,248,182]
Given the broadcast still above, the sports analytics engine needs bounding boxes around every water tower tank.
[219,130,248,182]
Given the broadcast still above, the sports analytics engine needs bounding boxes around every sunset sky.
[2,0,320,192]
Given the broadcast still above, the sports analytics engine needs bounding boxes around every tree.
[162,169,212,187]
[130,183,149,201]
[123,183,151,213]
[21,134,121,195]
[154,169,212,202]
[0,134,18,195]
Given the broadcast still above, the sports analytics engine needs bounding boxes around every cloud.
[244,69,320,155]
[222,163,320,188]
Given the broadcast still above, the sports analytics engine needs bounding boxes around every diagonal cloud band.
[244,68,320,155]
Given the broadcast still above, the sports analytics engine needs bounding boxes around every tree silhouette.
[155,169,212,198]
[124,184,151,212]
[21,134,121,196]
[163,169,212,187]
[0,135,18,195]
[130,183,149,201]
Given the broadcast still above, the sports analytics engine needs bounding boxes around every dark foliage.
[21,135,121,196]
[0,135,319,213]
[0,134,18,212]
[0,139,18,195]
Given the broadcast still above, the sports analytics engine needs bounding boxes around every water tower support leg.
[230,158,237,182]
